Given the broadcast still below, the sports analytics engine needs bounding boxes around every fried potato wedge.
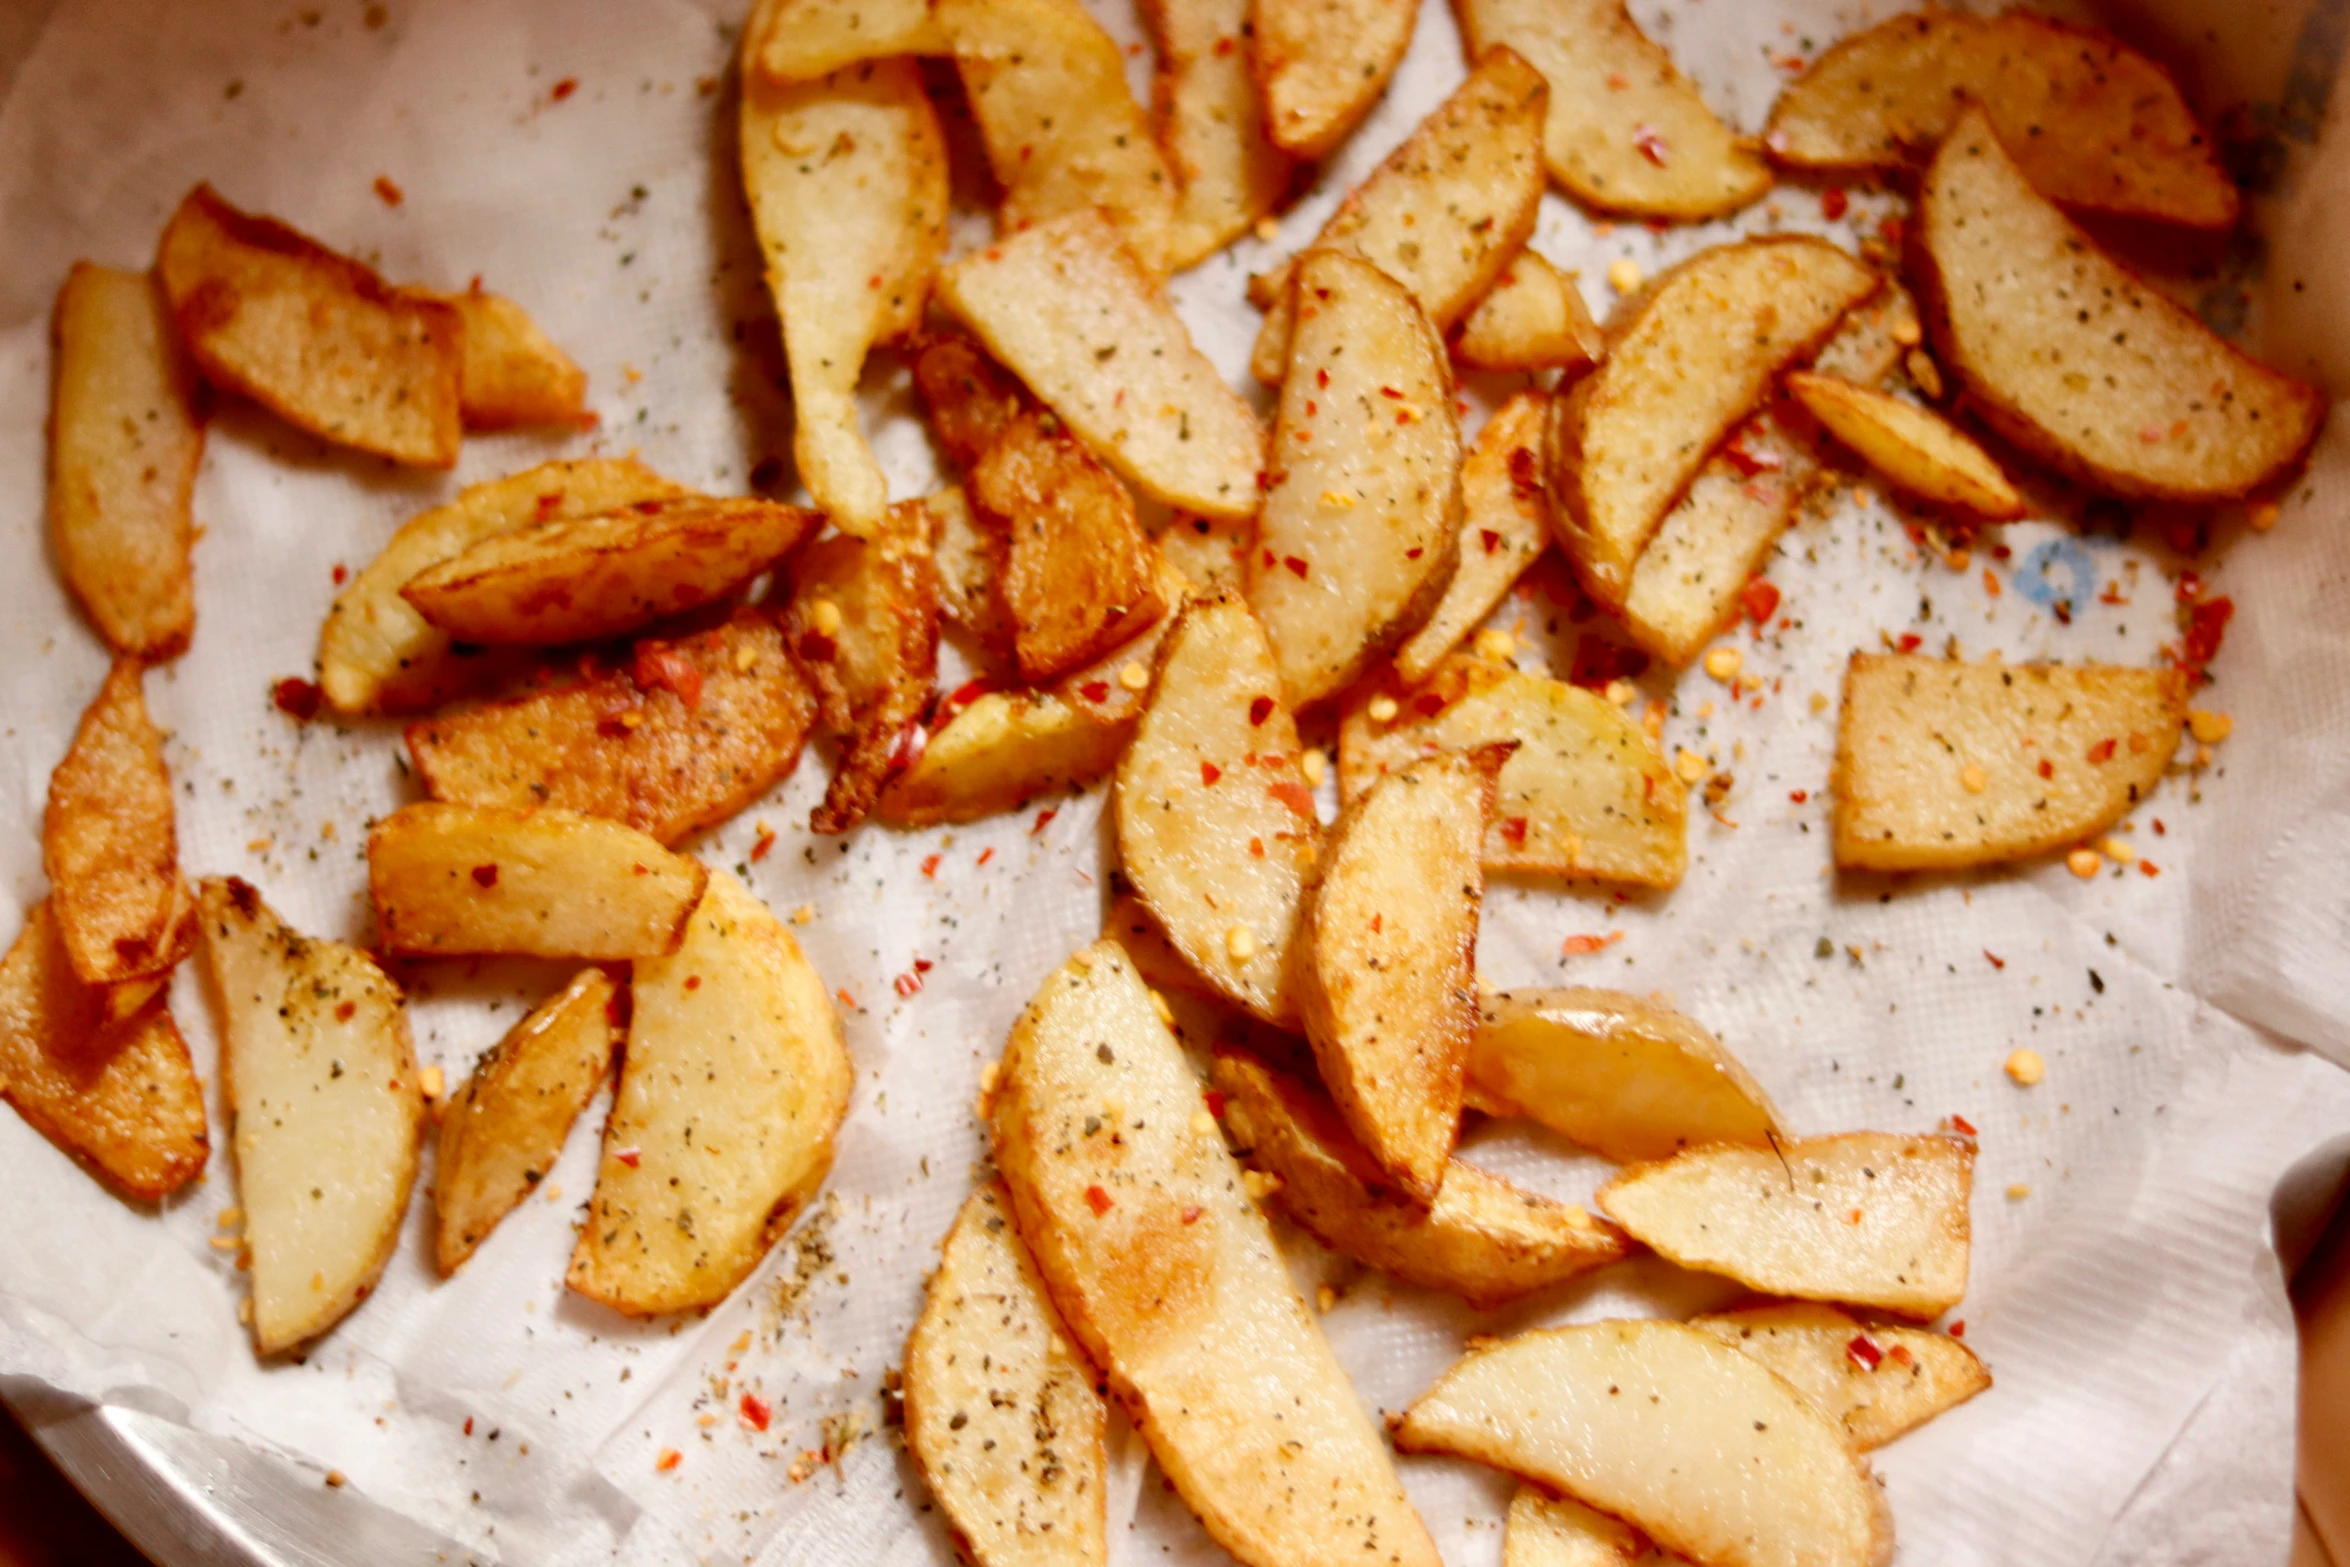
[1341,657,1685,885]
[1504,1488,1684,1567]
[1832,654,2185,871]
[1398,1322,1889,1567]
[1692,1301,1991,1451]
[156,183,461,467]
[1766,11,2236,229]
[912,330,1032,474]
[1252,0,1414,160]
[743,54,950,536]
[44,659,190,990]
[1146,0,1291,269]
[1598,1132,1974,1318]
[199,877,421,1353]
[568,870,850,1316]
[751,0,947,84]
[937,212,1263,520]
[439,286,589,430]
[320,458,687,715]
[1395,392,1550,685]
[1470,988,1779,1163]
[992,942,1440,1567]
[923,486,1014,656]
[905,1182,1109,1567]
[0,900,207,1201]
[1249,51,1548,384]
[1214,1047,1626,1307]
[368,804,707,960]
[1454,0,1769,220]
[407,611,817,845]
[1454,250,1602,375]
[1915,109,2321,500]
[1250,251,1462,706]
[48,263,202,660]
[877,690,1128,826]
[941,0,1176,275]
[1786,370,2021,519]
[1154,512,1253,596]
[1115,592,1320,1024]
[1547,237,1876,605]
[401,496,817,647]
[433,967,618,1276]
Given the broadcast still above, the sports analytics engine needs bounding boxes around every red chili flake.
[837,988,857,1008]
[1741,579,1782,627]
[1877,214,1905,247]
[1500,817,1529,846]
[471,863,500,889]
[331,563,348,585]
[1821,186,1849,220]
[1284,555,1309,579]
[1506,446,1541,498]
[1084,1185,1113,1216]
[1949,1114,1978,1138]
[463,1418,474,1436]
[976,847,994,866]
[1248,696,1275,726]
[1413,691,1447,717]
[1378,385,1405,400]
[1405,546,1424,560]
[272,677,323,721]
[945,677,994,713]
[1214,35,1236,55]
[1032,808,1057,834]
[1948,1319,1967,1339]
[2086,737,2117,763]
[616,1147,642,1168]
[1845,1334,1883,1371]
[739,1394,771,1432]
[1562,930,1624,956]
[751,824,778,862]
[921,854,942,878]
[1204,1089,1228,1116]
[895,970,923,998]
[1887,1344,1915,1369]
[373,174,404,207]
[334,1000,357,1022]
[1477,528,1504,556]
[1200,761,1223,787]
[1269,780,1315,819]
[1179,1205,1203,1224]
[551,77,578,101]
[1789,789,1808,804]
[796,630,838,663]
[1248,836,1265,857]
[2140,860,2161,877]
[684,975,701,991]
[1724,438,1783,477]
[1261,549,1278,568]
[1896,633,1923,653]
[2037,758,2055,779]
[2179,595,2234,672]
[1080,680,1111,703]
[2175,569,2203,604]
[632,645,703,709]
[1315,367,1330,388]
[1984,950,2006,970]
[654,1449,681,1473]
[1632,124,1669,165]
[886,717,927,780]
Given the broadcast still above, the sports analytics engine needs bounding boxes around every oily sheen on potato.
[1691,1302,1991,1451]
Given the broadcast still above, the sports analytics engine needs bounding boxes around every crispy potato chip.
[1453,250,1602,374]
[43,660,190,990]
[1144,0,1292,269]
[1786,370,2022,519]
[1503,1488,1675,1567]
[1692,1301,1991,1451]
[437,285,589,429]
[876,688,1130,826]
[156,183,461,467]
[1395,392,1551,685]
[751,0,947,83]
[936,211,1264,520]
[47,263,203,660]
[1252,0,1415,159]
[1832,653,2185,871]
[1915,108,2321,501]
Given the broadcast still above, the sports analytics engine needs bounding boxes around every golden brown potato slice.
[1470,988,1779,1163]
[1504,1488,1685,1567]
[1765,11,2237,229]
[1453,0,1769,219]
[743,51,949,536]
[1547,237,1876,605]
[905,1182,1109,1567]
[1295,748,1503,1198]
[1340,656,1685,886]
[199,877,422,1353]
[1691,1301,1991,1451]
[877,690,1127,827]
[367,804,707,960]
[781,503,941,833]
[400,496,816,647]
[1115,593,1320,1024]
[47,264,202,660]
[1213,1047,1627,1307]
[1598,1132,1974,1318]
[406,611,816,845]
[1394,392,1549,686]
[936,212,1264,520]
[1153,512,1253,596]
[1915,108,2321,501]
[1398,1323,1889,1567]
[940,0,1177,275]
[43,660,189,990]
[438,285,589,430]
[751,0,947,83]
[1252,0,1414,160]
[912,330,1032,473]
[992,942,1441,1567]
[156,183,461,467]
[568,870,850,1316]
[1251,251,1462,706]
[1453,250,1602,374]
[433,967,618,1276]
[922,486,1014,657]
[1249,51,1549,384]
[1786,371,2022,519]
[0,900,207,1201]
[1145,0,1292,269]
[1832,654,2186,872]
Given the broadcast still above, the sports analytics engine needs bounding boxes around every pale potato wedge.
[1399,1323,1888,1567]
[1505,1488,1687,1567]
[1394,392,1550,685]
[44,659,190,990]
[433,967,618,1276]
[439,285,589,430]
[367,804,707,960]
[320,457,687,715]
[1597,1132,1974,1318]
[1250,250,1462,706]
[904,1182,1109,1567]
[1454,0,1769,220]
[1915,108,2321,501]
[991,942,1440,1567]
[156,183,461,467]
[406,611,817,845]
[0,900,207,1201]
[1766,10,2237,229]
[1294,748,1502,1199]
[1145,0,1292,269]
[1832,654,2186,872]
[200,877,422,1353]
[1249,50,1548,384]
[1340,656,1685,886]
[400,496,818,646]
[941,0,1176,275]
[1115,592,1320,1024]
[743,52,949,536]
[1786,371,2022,519]
[1470,988,1780,1163]
[752,0,947,84]
[876,690,1129,826]
[1546,237,1876,606]
[936,211,1263,520]
[1453,250,1602,375]
[1692,1302,1991,1451]
[48,263,202,660]
[1213,1047,1627,1307]
[1252,0,1414,160]
[1154,512,1254,596]
[568,870,850,1316]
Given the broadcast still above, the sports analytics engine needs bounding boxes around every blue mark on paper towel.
[2012,539,2098,615]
